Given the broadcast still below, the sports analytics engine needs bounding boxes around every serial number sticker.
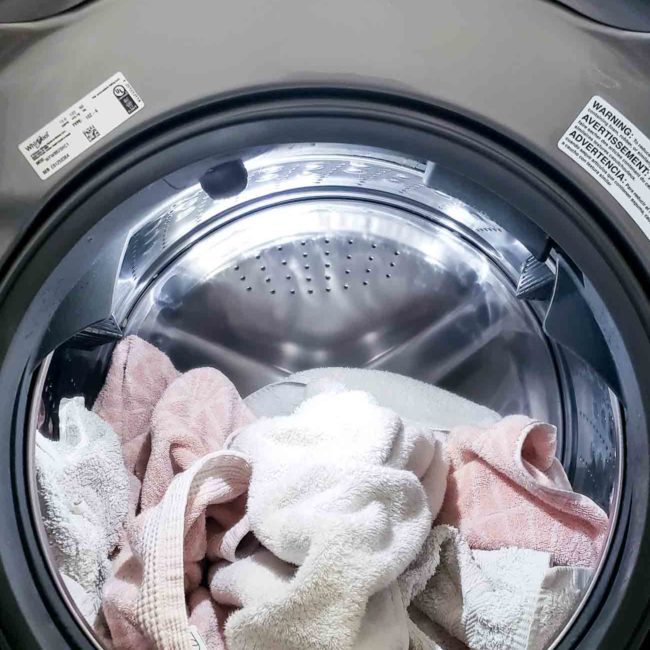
[18,72,144,180]
[559,95,650,241]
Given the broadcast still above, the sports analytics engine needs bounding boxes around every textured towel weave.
[210,550,410,650]
[135,452,251,649]
[96,339,255,648]
[61,573,102,625]
[102,452,250,649]
[218,388,445,650]
[435,416,608,567]
[526,565,592,650]
[401,526,548,650]
[141,367,255,511]
[36,397,129,613]
[93,335,179,514]
[400,525,591,650]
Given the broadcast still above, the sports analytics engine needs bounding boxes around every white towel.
[526,566,592,650]
[244,367,500,429]
[36,397,129,613]
[399,525,592,650]
[239,382,449,516]
[61,573,101,624]
[407,610,466,650]
[218,388,445,650]
[211,550,410,650]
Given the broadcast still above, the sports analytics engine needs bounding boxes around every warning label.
[559,95,650,241]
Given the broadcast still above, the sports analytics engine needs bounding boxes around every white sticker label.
[188,626,208,650]
[18,72,144,180]
[559,95,650,241]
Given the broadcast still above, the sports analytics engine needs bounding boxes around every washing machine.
[1,0,649,648]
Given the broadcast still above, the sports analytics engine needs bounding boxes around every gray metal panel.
[557,0,650,31]
[0,0,88,23]
[1,0,650,265]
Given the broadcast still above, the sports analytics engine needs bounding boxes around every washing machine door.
[0,1,649,649]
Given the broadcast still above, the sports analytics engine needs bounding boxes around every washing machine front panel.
[2,0,650,270]
[1,2,650,649]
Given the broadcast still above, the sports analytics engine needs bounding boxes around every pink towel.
[95,338,255,649]
[93,335,179,514]
[435,415,608,568]
[141,367,255,511]
[101,545,216,649]
[101,453,250,649]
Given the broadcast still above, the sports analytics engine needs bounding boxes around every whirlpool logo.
[24,131,49,152]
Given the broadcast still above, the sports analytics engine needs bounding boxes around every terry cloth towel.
[140,367,255,511]
[93,335,180,513]
[242,378,449,516]
[61,573,102,625]
[98,342,256,648]
[35,397,129,610]
[526,565,592,650]
[102,452,251,650]
[407,610,466,650]
[244,366,500,429]
[435,415,609,568]
[400,525,592,650]
[218,388,443,650]
[211,550,410,650]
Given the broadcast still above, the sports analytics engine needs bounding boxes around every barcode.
[83,125,100,142]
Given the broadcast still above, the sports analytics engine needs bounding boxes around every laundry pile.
[35,336,608,650]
